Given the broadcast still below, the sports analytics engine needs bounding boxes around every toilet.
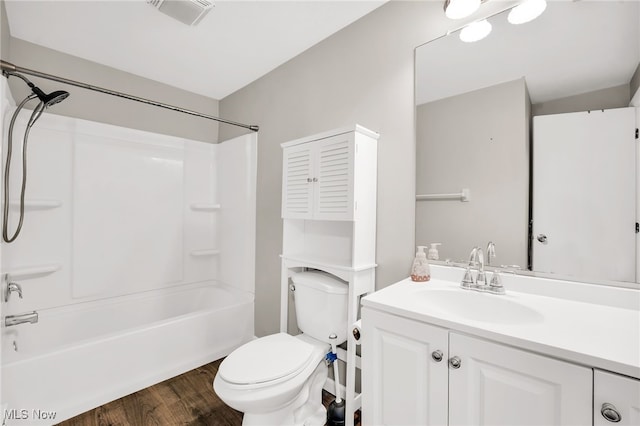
[213,271,349,426]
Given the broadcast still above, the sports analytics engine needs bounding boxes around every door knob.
[431,350,443,362]
[601,403,622,423]
[536,234,548,243]
[448,356,461,369]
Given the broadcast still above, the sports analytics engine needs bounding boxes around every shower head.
[29,86,69,108]
[3,71,69,108]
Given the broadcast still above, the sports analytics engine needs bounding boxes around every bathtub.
[1,281,254,425]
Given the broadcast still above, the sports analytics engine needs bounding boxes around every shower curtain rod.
[0,59,259,132]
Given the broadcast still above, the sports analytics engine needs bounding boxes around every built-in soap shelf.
[10,199,63,210]
[5,264,61,280]
[190,203,221,211]
[190,249,221,257]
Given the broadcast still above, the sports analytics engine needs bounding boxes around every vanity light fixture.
[444,0,481,20]
[508,0,547,24]
[459,19,492,42]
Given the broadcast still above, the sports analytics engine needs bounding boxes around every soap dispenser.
[428,243,442,261]
[411,246,431,282]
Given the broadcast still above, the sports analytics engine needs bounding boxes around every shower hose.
[3,94,44,243]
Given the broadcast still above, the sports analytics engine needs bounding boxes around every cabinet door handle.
[307,178,312,183]
[312,177,318,182]
[431,350,443,362]
[601,403,622,423]
[448,356,462,369]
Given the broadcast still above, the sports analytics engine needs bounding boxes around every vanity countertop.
[362,266,640,379]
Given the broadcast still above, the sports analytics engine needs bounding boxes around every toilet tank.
[291,271,349,345]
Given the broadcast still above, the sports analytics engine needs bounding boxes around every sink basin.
[417,288,544,324]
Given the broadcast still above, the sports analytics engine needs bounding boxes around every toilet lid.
[219,333,316,385]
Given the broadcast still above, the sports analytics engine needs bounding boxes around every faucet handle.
[5,282,23,302]
[460,267,475,289]
[488,271,505,295]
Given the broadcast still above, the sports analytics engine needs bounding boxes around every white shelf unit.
[280,125,378,426]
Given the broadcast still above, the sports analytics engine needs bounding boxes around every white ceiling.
[4,0,386,100]
[416,1,640,105]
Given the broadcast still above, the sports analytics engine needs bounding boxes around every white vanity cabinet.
[362,307,593,426]
[448,332,592,426]
[594,370,640,425]
[362,307,449,425]
[281,126,378,221]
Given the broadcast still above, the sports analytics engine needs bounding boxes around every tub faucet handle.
[5,282,23,302]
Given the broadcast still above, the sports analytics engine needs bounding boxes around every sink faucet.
[474,248,487,288]
[486,241,496,266]
[460,246,505,294]
[5,311,38,327]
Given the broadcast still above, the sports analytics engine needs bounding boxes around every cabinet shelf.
[280,254,376,272]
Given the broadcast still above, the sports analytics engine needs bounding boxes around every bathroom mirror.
[415,1,640,285]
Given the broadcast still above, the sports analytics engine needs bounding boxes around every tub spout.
[5,311,38,327]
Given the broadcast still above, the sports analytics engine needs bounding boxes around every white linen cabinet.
[280,125,379,426]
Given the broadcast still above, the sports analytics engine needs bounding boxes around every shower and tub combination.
[0,61,258,424]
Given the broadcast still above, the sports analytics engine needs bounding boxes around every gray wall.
[532,84,631,116]
[219,1,450,338]
[3,20,219,143]
[631,63,640,99]
[416,79,530,268]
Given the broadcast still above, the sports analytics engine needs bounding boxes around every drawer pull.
[448,356,461,369]
[601,403,622,423]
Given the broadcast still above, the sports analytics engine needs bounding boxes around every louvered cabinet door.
[313,134,354,221]
[282,144,314,219]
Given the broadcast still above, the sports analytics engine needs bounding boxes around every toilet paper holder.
[352,320,362,344]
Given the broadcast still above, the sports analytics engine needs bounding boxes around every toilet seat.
[219,333,318,390]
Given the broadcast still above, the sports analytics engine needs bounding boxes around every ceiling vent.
[147,0,214,26]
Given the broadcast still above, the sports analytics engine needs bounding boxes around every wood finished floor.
[57,359,360,426]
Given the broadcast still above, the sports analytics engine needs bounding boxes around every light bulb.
[459,19,492,42]
[508,0,547,25]
[444,0,481,20]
